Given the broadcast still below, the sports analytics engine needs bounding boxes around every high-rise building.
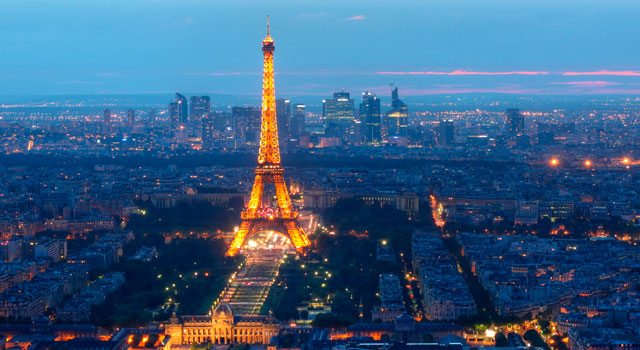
[202,115,216,150]
[323,92,355,126]
[169,93,188,130]
[437,119,455,146]
[360,91,381,144]
[232,106,261,144]
[276,99,291,141]
[190,96,211,118]
[102,108,112,134]
[386,87,409,138]
[507,108,524,137]
[126,109,135,127]
[290,104,305,139]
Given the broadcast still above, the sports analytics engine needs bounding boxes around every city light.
[1,8,638,349]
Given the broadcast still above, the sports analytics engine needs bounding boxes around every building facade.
[164,304,280,345]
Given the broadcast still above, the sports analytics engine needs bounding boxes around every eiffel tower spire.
[226,19,310,257]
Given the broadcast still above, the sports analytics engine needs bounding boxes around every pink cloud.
[367,87,543,96]
[376,70,550,76]
[347,15,366,21]
[562,70,640,76]
[551,81,621,87]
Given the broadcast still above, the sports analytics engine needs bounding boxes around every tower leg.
[284,220,311,254]
[226,221,252,257]
[272,174,293,216]
[246,174,265,215]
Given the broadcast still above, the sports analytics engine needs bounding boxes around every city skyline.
[2,0,640,95]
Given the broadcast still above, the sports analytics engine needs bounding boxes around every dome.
[213,303,234,319]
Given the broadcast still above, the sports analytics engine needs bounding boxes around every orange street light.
[584,159,592,168]
[549,158,560,167]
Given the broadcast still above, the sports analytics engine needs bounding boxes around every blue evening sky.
[1,0,639,96]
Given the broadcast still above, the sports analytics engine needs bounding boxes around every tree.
[524,329,550,350]
[495,332,509,347]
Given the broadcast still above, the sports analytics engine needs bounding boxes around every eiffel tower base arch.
[226,218,310,257]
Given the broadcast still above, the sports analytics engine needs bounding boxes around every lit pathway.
[217,232,290,315]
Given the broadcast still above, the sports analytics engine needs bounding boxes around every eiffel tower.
[226,17,311,257]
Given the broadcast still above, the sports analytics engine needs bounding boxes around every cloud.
[391,87,543,95]
[551,81,621,87]
[346,15,366,21]
[298,12,328,19]
[376,70,550,76]
[562,70,640,76]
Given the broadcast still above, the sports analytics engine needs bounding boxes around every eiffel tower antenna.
[266,15,270,36]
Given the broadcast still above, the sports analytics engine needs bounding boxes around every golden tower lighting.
[226,17,311,257]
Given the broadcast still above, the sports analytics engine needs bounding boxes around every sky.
[1,0,640,96]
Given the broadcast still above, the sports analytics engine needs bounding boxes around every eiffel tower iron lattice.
[226,17,311,257]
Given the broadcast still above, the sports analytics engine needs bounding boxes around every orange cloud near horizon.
[562,70,640,76]
[376,70,550,76]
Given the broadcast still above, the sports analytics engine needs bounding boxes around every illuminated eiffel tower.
[226,17,311,257]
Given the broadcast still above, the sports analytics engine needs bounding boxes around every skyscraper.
[202,115,216,150]
[232,106,261,144]
[276,98,291,142]
[323,91,355,127]
[437,119,455,146]
[190,96,211,118]
[386,87,409,138]
[126,109,135,127]
[290,104,305,139]
[169,93,188,130]
[323,91,355,142]
[360,91,381,144]
[102,108,112,134]
[507,108,524,137]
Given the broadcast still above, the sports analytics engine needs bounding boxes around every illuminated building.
[514,200,539,226]
[360,91,381,144]
[226,17,311,257]
[102,108,112,135]
[168,93,188,130]
[290,103,305,139]
[323,91,355,141]
[302,190,419,214]
[330,315,463,342]
[201,115,217,150]
[506,108,524,137]
[437,120,455,146]
[386,87,409,138]
[164,304,280,345]
[126,109,135,127]
[232,106,261,144]
[276,98,291,143]
[190,95,211,118]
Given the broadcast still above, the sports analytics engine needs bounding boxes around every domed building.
[164,303,280,345]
